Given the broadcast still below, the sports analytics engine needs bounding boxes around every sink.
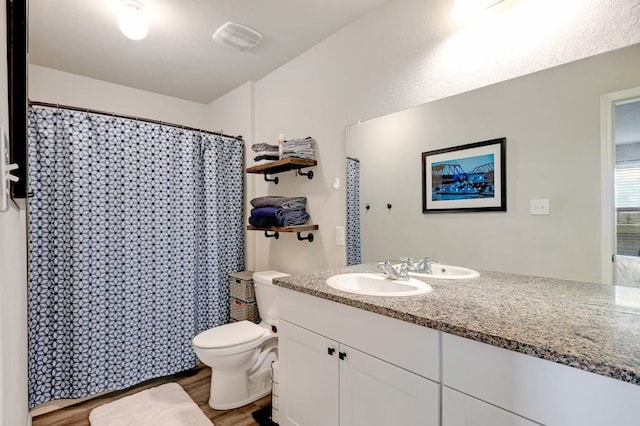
[404,264,480,280]
[326,273,433,296]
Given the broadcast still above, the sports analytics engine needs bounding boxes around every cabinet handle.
[339,351,347,360]
[327,347,335,356]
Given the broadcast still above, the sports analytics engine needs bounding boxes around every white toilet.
[192,271,289,410]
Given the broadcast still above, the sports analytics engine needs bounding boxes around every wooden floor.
[31,365,271,426]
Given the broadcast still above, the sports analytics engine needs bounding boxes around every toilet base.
[208,363,273,410]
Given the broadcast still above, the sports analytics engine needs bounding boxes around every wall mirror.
[346,42,640,286]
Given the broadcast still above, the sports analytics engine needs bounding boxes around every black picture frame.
[422,138,506,213]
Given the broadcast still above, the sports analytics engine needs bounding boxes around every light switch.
[336,226,346,246]
[530,199,550,215]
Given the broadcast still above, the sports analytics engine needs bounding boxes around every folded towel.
[251,143,279,152]
[276,207,310,226]
[253,154,280,162]
[251,207,279,218]
[249,216,279,228]
[251,196,307,210]
[281,137,315,160]
[253,150,280,157]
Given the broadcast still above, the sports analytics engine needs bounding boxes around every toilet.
[192,271,289,410]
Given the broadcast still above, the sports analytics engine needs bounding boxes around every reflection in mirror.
[346,157,362,266]
[346,43,640,285]
[615,99,640,287]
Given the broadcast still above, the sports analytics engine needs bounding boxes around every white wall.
[29,65,210,130]
[0,1,29,424]
[249,0,640,274]
[348,45,640,283]
[207,82,256,270]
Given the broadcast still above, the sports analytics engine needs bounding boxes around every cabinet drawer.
[279,288,440,381]
[442,333,640,426]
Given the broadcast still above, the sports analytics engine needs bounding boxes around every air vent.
[212,22,262,51]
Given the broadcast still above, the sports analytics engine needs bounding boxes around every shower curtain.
[27,106,244,408]
[346,157,362,266]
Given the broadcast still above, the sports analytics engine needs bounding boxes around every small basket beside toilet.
[192,270,289,410]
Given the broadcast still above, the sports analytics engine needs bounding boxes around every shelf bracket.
[263,173,279,184]
[296,169,314,180]
[264,231,279,239]
[296,232,314,242]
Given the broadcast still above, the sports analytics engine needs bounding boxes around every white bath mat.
[89,382,213,426]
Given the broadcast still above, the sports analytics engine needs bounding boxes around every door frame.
[600,86,640,285]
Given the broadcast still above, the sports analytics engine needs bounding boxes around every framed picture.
[422,138,506,213]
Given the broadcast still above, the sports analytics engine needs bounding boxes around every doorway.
[602,88,640,286]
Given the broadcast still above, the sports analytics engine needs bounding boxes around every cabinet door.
[339,344,440,426]
[442,387,540,426]
[279,320,339,426]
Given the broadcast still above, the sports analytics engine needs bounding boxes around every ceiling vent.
[212,22,262,51]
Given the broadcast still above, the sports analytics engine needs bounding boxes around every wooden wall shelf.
[247,224,319,242]
[246,158,317,175]
[246,158,317,184]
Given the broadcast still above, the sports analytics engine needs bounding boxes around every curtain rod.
[28,100,243,142]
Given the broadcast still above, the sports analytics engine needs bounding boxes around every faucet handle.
[400,257,414,266]
[397,262,409,280]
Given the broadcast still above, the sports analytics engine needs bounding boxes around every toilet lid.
[193,321,267,349]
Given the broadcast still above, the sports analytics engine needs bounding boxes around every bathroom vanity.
[274,264,640,426]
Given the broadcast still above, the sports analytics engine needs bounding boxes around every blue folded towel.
[249,216,279,228]
[250,207,279,218]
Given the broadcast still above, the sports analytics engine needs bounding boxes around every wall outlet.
[530,199,550,215]
[336,226,346,246]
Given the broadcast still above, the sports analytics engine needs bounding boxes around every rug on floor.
[89,382,213,426]
[252,404,279,426]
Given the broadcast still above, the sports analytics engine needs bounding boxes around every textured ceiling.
[29,0,391,104]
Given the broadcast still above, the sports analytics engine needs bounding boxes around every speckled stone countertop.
[273,264,640,386]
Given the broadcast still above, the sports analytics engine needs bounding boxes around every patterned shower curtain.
[27,106,244,408]
[346,157,362,266]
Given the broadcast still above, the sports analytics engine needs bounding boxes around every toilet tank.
[253,271,289,328]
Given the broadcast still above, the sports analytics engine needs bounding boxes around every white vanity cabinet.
[278,288,440,426]
[442,333,640,426]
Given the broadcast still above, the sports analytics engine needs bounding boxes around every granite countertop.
[273,264,640,386]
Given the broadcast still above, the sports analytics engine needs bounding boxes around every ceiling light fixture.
[452,0,504,20]
[118,0,149,40]
[212,22,263,51]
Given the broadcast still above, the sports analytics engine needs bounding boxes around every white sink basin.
[405,264,480,280]
[326,273,433,296]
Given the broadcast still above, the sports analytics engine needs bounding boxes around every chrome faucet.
[400,257,437,274]
[377,261,409,280]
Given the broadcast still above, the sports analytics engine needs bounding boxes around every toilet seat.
[193,321,271,355]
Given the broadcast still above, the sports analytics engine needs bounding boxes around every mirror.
[346,43,640,284]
